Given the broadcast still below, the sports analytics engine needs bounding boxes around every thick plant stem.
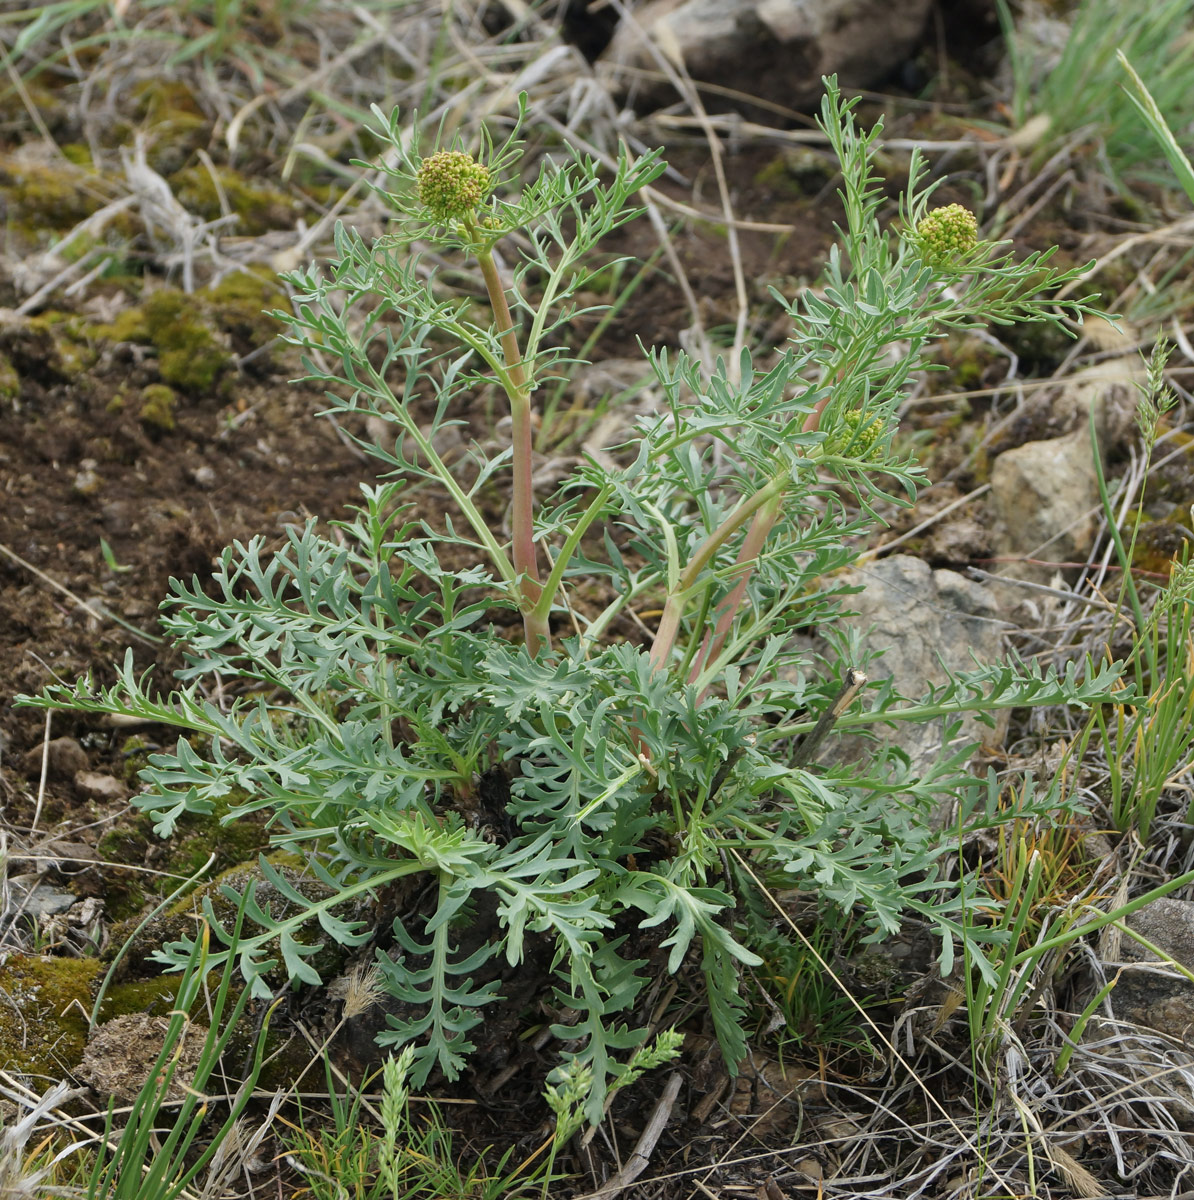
[648,475,787,672]
[688,492,783,695]
[475,241,548,655]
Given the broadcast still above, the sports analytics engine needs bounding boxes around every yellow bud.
[416,150,491,221]
[916,203,978,268]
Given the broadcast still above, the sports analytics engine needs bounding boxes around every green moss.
[144,290,231,392]
[95,821,153,922]
[96,289,231,393]
[97,790,268,924]
[753,147,833,195]
[24,311,97,377]
[119,734,150,783]
[139,383,177,433]
[97,304,151,345]
[110,853,347,991]
[200,267,290,358]
[0,353,18,401]
[129,80,210,174]
[0,162,104,233]
[96,973,185,1021]
[60,143,93,167]
[0,956,100,1075]
[169,165,299,236]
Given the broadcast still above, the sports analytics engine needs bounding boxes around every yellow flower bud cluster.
[916,203,978,268]
[417,150,491,220]
[824,409,885,459]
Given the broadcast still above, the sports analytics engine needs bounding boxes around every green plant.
[283,1032,682,1199]
[20,78,1125,1122]
[0,892,277,1200]
[83,903,278,1200]
[960,801,1194,1076]
[997,0,1194,188]
[756,919,876,1054]
[1118,50,1194,206]
[1085,340,1194,841]
[1094,563,1194,841]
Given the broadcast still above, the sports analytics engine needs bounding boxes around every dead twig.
[577,1071,684,1200]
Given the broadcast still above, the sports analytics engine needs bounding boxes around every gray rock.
[74,771,128,803]
[824,555,1008,779]
[601,0,932,114]
[1110,899,1194,1037]
[6,874,78,920]
[989,428,1099,580]
[924,517,991,566]
[21,736,88,781]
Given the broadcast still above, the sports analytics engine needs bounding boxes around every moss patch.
[0,161,105,234]
[139,383,177,433]
[95,288,232,394]
[90,268,294,390]
[170,165,300,236]
[95,973,185,1022]
[200,267,291,356]
[129,80,210,174]
[0,955,101,1076]
[110,854,354,995]
[95,792,269,924]
[0,353,18,401]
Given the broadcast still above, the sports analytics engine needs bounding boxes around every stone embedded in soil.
[72,460,103,497]
[989,428,1099,581]
[1104,899,1194,1046]
[924,517,991,566]
[80,1012,208,1102]
[815,554,1007,788]
[601,0,932,114]
[21,736,88,780]
[6,874,78,919]
[74,770,128,802]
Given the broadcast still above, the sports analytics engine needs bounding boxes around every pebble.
[73,460,102,497]
[74,771,128,802]
[22,736,88,781]
[6,874,78,919]
[191,464,217,488]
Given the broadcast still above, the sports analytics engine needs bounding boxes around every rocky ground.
[4,2,1194,1197]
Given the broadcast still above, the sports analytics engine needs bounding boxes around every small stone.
[925,518,991,566]
[22,736,88,781]
[6,874,77,919]
[990,429,1099,582]
[72,460,102,497]
[1106,899,1194,1044]
[191,464,216,488]
[74,771,128,802]
[811,555,1008,795]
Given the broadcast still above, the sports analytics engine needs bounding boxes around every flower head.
[416,149,491,221]
[916,203,978,268]
[824,409,885,460]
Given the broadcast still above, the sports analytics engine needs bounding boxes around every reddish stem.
[687,494,783,697]
[475,242,548,655]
